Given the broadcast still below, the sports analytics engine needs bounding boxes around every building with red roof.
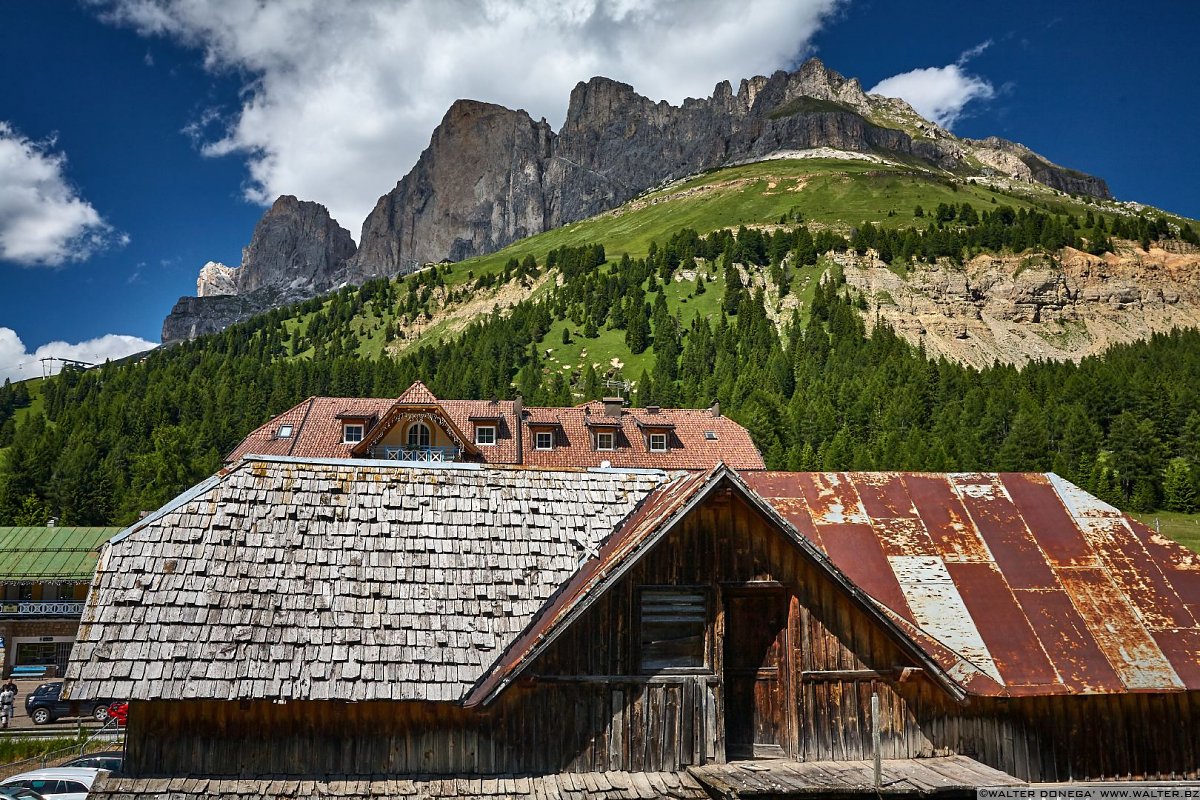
[224,381,766,471]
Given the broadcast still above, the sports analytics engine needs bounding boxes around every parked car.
[23,683,116,725]
[106,701,127,726]
[0,768,105,800]
[60,750,123,773]
[0,786,46,800]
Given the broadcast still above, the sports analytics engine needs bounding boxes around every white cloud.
[956,39,992,65]
[0,123,126,267]
[869,42,996,129]
[96,0,843,240]
[0,328,157,385]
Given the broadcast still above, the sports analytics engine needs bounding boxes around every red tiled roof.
[226,383,765,471]
[519,400,763,471]
[225,397,394,462]
[396,380,437,403]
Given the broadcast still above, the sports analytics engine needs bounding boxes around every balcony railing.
[369,445,461,463]
[0,601,85,617]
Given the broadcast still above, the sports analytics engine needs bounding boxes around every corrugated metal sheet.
[743,471,1200,696]
[889,555,1002,683]
[0,527,119,583]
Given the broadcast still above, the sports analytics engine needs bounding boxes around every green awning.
[0,527,122,583]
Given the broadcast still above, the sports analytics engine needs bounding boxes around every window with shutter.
[639,588,708,672]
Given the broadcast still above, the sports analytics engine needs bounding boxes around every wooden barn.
[67,458,1200,799]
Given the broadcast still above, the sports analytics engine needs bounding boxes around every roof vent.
[704,431,718,441]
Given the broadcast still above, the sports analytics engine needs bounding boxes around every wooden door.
[723,587,789,759]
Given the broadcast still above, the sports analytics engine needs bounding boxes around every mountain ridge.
[162,58,1110,342]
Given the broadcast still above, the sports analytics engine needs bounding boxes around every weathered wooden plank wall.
[907,686,1200,782]
[125,489,1200,782]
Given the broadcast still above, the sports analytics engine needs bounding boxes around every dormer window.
[277,424,293,439]
[475,425,496,446]
[649,432,668,452]
[342,424,364,444]
[407,421,431,448]
[596,431,615,451]
[535,431,554,450]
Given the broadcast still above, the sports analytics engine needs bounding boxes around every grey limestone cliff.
[349,59,1108,278]
[166,58,1111,341]
[163,196,356,341]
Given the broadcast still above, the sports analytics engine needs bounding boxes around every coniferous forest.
[2,214,1199,526]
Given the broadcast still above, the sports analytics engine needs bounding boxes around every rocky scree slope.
[838,242,1200,368]
[164,58,1110,342]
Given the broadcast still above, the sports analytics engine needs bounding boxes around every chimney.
[646,405,660,415]
[710,399,721,418]
[514,393,524,465]
[603,396,624,417]
[46,517,57,528]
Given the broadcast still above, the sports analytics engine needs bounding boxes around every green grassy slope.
[253,155,1200,393]
[1131,511,1200,554]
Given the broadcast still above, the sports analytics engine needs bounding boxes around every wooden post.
[872,691,881,790]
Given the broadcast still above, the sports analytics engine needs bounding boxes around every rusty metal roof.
[743,471,1200,696]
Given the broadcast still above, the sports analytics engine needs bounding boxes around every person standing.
[0,682,14,729]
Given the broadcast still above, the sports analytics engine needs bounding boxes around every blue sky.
[1,0,1197,381]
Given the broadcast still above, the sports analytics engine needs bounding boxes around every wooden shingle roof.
[65,458,665,702]
[88,772,710,799]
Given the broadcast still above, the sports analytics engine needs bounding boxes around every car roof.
[2,767,104,782]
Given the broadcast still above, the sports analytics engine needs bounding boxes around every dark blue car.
[23,683,115,725]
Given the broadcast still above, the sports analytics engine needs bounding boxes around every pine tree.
[1163,458,1198,513]
[625,302,650,355]
[722,253,743,316]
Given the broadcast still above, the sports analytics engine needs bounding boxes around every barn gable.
[470,465,969,709]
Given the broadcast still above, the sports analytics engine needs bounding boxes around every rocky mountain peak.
[162,196,356,342]
[238,195,357,295]
[563,76,655,132]
[197,261,237,297]
[789,57,869,110]
[165,60,1115,342]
